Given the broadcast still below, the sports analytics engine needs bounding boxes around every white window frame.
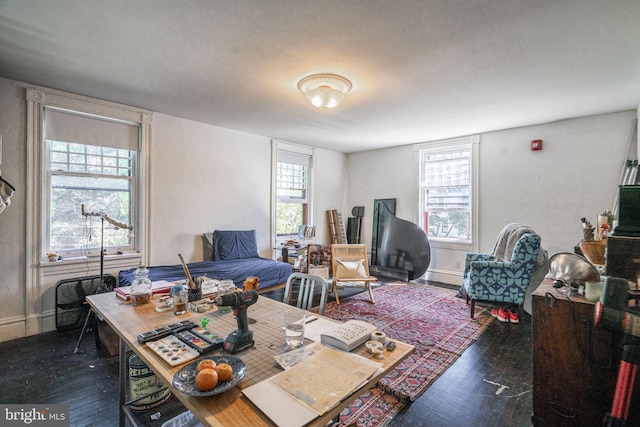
[414,135,479,251]
[45,111,138,257]
[26,87,152,267]
[270,140,316,245]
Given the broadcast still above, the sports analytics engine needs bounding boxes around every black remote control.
[137,320,198,343]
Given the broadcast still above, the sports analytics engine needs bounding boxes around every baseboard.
[424,269,462,287]
[0,311,58,343]
[0,315,27,342]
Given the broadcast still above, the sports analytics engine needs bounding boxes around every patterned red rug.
[315,282,494,427]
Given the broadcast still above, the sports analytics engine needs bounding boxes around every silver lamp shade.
[549,252,600,288]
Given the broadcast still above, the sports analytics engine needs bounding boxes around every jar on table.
[130,266,152,306]
[217,280,235,313]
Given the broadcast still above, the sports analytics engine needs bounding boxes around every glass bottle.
[130,266,152,306]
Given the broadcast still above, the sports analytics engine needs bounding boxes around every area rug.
[315,282,494,427]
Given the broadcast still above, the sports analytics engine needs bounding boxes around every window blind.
[278,151,310,167]
[45,108,139,151]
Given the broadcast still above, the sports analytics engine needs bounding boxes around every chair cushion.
[465,233,541,304]
[202,232,214,260]
[213,230,259,260]
[335,259,367,279]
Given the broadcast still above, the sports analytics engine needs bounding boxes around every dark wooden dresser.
[532,279,624,426]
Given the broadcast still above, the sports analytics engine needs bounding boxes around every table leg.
[119,337,126,427]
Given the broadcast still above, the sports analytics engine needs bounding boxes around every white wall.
[346,111,637,285]
[345,144,417,247]
[149,114,273,264]
[149,114,348,264]
[314,148,348,244]
[0,77,27,341]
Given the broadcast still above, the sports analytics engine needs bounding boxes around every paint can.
[128,354,171,411]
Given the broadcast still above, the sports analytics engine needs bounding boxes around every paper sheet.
[270,347,379,415]
[303,317,340,342]
[274,341,325,370]
[242,380,318,427]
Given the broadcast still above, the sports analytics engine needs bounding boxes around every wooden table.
[87,292,414,427]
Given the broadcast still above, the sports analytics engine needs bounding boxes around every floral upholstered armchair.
[462,233,541,318]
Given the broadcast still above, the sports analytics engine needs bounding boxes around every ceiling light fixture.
[297,73,352,109]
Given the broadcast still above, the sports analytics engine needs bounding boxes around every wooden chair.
[283,272,329,315]
[330,244,377,304]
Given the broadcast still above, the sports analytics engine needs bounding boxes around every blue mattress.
[118,257,292,290]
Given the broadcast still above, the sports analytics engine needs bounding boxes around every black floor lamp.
[74,204,134,353]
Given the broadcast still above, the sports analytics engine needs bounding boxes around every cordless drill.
[214,290,259,353]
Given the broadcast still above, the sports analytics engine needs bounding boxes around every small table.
[273,245,302,263]
[87,292,414,427]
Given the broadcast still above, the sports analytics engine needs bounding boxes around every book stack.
[115,280,175,301]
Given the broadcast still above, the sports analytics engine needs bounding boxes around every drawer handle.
[548,399,578,418]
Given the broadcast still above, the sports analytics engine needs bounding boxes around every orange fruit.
[197,359,217,372]
[195,368,218,391]
[216,363,233,382]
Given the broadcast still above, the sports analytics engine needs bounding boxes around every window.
[418,136,479,242]
[26,87,151,263]
[44,108,140,257]
[272,141,315,240]
[48,141,135,253]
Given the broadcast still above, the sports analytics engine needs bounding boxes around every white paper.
[151,280,175,290]
[270,348,379,415]
[273,341,325,370]
[304,317,340,342]
[243,380,317,427]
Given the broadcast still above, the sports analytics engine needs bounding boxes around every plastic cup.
[173,290,188,315]
[585,281,604,302]
[283,308,305,348]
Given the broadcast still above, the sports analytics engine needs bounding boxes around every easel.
[74,205,133,353]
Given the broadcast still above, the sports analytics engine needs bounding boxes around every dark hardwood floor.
[0,283,533,426]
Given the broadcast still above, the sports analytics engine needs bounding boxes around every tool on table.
[243,276,260,291]
[243,276,260,324]
[214,290,259,353]
[177,253,197,289]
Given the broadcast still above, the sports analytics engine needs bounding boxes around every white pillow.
[335,259,367,279]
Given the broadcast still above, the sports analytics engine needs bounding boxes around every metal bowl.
[549,252,600,287]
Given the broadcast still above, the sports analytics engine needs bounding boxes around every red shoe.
[508,309,519,324]
[491,307,509,323]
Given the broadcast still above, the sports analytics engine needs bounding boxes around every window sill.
[40,252,141,267]
[429,238,472,251]
[40,252,142,277]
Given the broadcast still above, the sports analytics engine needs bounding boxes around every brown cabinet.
[532,279,622,426]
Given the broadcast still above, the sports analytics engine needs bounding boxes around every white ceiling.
[1,0,639,153]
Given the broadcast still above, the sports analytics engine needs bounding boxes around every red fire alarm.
[531,139,543,151]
